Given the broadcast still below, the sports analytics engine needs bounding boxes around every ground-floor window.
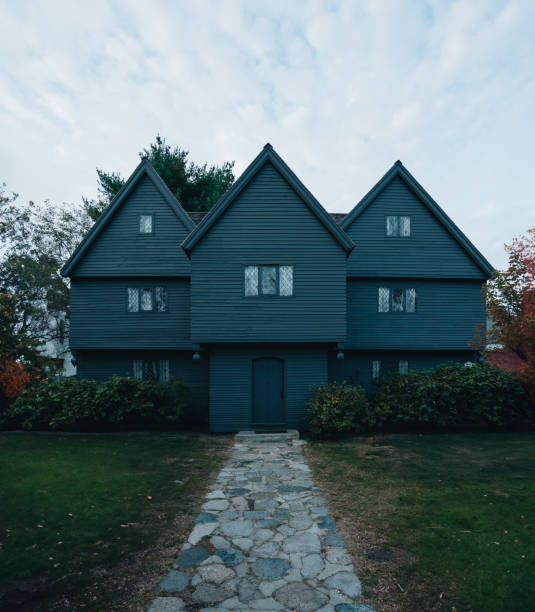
[132,359,170,383]
[372,359,409,379]
[372,360,381,380]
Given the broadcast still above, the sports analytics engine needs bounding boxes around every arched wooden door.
[252,357,285,428]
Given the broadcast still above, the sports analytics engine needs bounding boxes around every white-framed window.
[378,287,417,313]
[244,265,294,297]
[372,360,381,380]
[139,214,153,233]
[386,215,411,237]
[398,359,409,374]
[132,359,170,383]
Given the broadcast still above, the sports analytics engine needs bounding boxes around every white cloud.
[1,0,534,268]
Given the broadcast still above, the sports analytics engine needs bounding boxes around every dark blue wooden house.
[62,144,493,431]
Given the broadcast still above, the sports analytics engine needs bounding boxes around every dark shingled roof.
[187,211,347,225]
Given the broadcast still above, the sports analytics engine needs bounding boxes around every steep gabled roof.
[341,160,494,277]
[181,143,355,255]
[61,159,194,276]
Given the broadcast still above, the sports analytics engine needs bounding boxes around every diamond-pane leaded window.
[405,288,416,312]
[279,266,293,296]
[141,288,153,311]
[392,288,404,311]
[400,216,411,237]
[261,266,277,295]
[386,216,398,236]
[372,360,381,380]
[133,359,143,379]
[244,266,259,296]
[139,214,153,233]
[155,287,167,312]
[378,287,390,312]
[398,359,409,374]
[127,288,139,312]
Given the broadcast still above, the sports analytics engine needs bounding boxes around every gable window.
[244,265,293,297]
[372,360,381,380]
[398,359,409,374]
[378,287,417,313]
[127,286,167,312]
[386,215,411,237]
[139,214,153,233]
[132,359,170,382]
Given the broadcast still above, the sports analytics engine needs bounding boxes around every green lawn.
[0,432,230,610]
[307,433,535,612]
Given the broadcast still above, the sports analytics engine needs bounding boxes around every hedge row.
[306,363,533,438]
[1,376,189,431]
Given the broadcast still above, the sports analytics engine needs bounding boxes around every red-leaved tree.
[485,228,535,403]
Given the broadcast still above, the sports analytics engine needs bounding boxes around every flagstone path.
[147,437,374,612]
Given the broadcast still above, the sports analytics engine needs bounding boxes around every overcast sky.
[1,0,534,269]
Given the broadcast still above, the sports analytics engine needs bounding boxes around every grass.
[0,431,230,610]
[306,432,535,612]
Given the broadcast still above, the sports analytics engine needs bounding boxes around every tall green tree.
[0,184,91,370]
[85,135,235,220]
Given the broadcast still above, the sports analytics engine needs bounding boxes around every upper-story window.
[378,287,416,312]
[139,214,153,233]
[244,265,293,297]
[127,286,167,312]
[386,215,410,237]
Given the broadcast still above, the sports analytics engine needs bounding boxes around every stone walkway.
[147,437,374,612]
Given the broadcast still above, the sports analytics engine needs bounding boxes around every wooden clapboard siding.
[69,278,191,349]
[209,345,327,432]
[190,161,347,343]
[329,349,476,390]
[346,278,485,350]
[344,175,486,278]
[73,174,191,276]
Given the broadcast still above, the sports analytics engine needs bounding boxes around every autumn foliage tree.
[485,227,535,403]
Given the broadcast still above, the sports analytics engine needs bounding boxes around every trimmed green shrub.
[371,362,532,430]
[306,381,370,438]
[5,376,189,431]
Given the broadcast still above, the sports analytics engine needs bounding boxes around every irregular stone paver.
[252,557,291,580]
[275,582,328,611]
[148,437,373,611]
[147,597,185,611]
[158,570,189,593]
[173,545,209,569]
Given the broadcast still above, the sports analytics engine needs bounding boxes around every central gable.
[186,146,351,343]
[182,144,354,255]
